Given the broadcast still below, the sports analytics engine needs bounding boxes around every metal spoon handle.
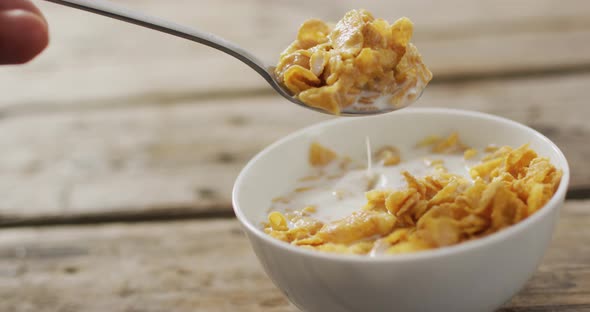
[42,0,274,84]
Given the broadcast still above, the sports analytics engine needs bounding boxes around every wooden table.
[1,0,589,311]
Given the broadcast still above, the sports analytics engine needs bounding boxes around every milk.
[270,141,478,223]
[342,72,429,114]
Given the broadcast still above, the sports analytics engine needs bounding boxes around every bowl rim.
[232,107,571,263]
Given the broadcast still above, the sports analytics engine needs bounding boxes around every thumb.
[0,1,49,65]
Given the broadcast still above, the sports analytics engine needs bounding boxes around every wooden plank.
[0,72,588,222]
[0,97,329,221]
[1,0,589,109]
[0,200,588,312]
[500,201,590,312]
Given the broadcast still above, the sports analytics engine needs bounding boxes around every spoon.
[42,0,421,116]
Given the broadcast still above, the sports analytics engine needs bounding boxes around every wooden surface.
[1,73,589,223]
[3,0,590,109]
[0,201,588,312]
[1,0,589,310]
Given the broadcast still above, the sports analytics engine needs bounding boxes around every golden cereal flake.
[315,211,396,244]
[309,49,329,77]
[283,65,321,94]
[484,144,500,153]
[292,217,324,235]
[294,187,314,193]
[470,158,504,181]
[431,132,462,153]
[464,148,478,160]
[363,19,393,49]
[416,135,442,148]
[297,19,331,49]
[382,228,411,244]
[329,9,372,55]
[366,189,389,206]
[265,214,324,244]
[417,217,462,247]
[458,214,488,235]
[482,146,513,161]
[298,85,341,114]
[391,17,414,49]
[271,196,290,204]
[418,132,470,154]
[302,205,317,214]
[425,158,442,165]
[375,145,401,166]
[268,211,289,231]
[526,183,552,215]
[386,235,431,254]
[309,142,338,167]
[505,144,537,177]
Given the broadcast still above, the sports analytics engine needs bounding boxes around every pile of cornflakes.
[275,9,433,115]
[263,134,562,255]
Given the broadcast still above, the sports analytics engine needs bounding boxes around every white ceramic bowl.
[232,108,570,312]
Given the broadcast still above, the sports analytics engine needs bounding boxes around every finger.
[0,0,45,21]
[0,10,49,64]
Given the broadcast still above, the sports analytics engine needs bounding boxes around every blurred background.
[1,0,589,310]
[1,0,588,221]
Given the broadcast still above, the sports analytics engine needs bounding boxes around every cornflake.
[275,10,432,115]
[263,134,562,256]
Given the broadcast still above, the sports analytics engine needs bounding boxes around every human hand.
[0,0,49,64]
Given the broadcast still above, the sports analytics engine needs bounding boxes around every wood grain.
[0,72,588,222]
[0,200,588,312]
[2,0,589,109]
